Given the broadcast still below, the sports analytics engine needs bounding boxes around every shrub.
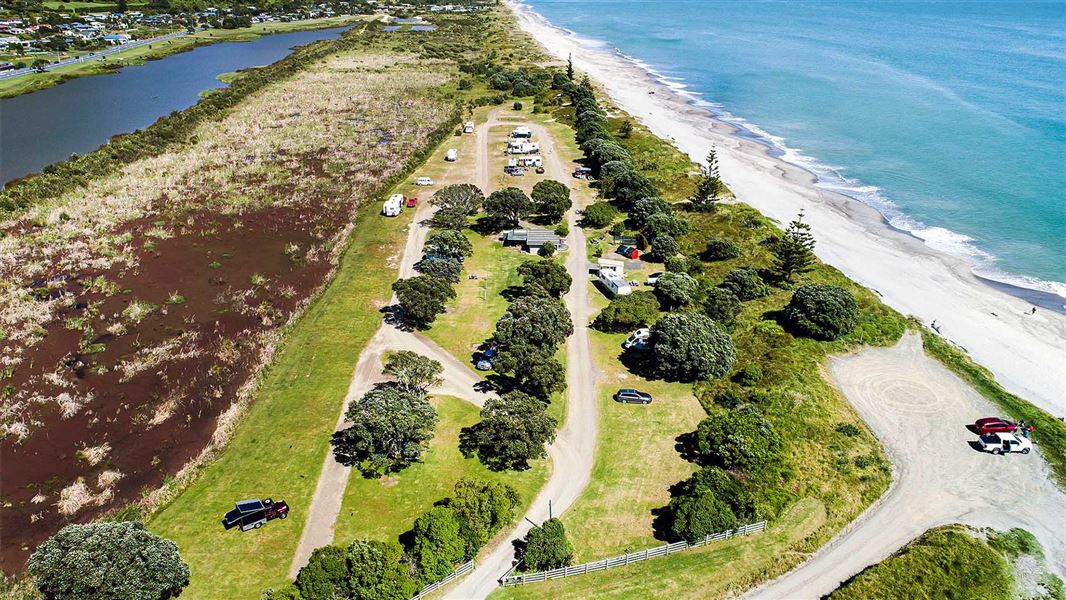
[513,101,523,110]
[580,201,620,228]
[523,518,573,571]
[446,478,520,558]
[346,539,416,600]
[409,506,466,584]
[667,489,738,543]
[296,545,348,600]
[719,268,771,301]
[644,212,689,241]
[651,234,679,262]
[554,221,569,237]
[784,284,860,341]
[703,236,741,261]
[835,423,861,437]
[654,271,699,310]
[593,291,659,332]
[627,196,672,230]
[28,522,189,600]
[703,288,742,328]
[694,405,782,472]
[538,241,557,257]
[650,313,736,382]
[733,364,763,387]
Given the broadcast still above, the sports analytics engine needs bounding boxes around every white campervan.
[445,149,458,162]
[598,270,632,297]
[463,121,474,134]
[382,194,404,217]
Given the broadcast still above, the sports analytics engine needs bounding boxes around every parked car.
[974,417,1017,435]
[977,432,1032,455]
[616,245,633,258]
[573,166,592,179]
[222,498,289,531]
[476,358,493,371]
[622,328,651,350]
[614,388,653,404]
[406,197,418,208]
[415,177,434,186]
[536,166,545,174]
[646,272,663,286]
[445,149,458,161]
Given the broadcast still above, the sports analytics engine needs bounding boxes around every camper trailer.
[598,270,632,297]
[382,194,404,217]
[517,156,543,168]
[445,149,458,161]
[463,121,474,134]
[507,141,540,155]
[510,126,533,139]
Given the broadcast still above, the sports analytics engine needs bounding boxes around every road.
[288,133,494,578]
[0,31,188,81]
[747,332,1066,599]
[443,117,600,599]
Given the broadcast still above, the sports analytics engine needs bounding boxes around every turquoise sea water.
[524,0,1066,296]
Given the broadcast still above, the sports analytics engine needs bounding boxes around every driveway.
[748,331,1066,599]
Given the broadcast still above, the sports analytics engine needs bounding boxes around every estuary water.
[0,26,348,185]
[524,0,1066,297]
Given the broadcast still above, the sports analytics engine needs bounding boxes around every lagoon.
[0,26,347,185]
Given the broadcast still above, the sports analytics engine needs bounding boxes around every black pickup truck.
[222,498,289,531]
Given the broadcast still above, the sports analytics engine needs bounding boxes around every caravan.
[445,148,458,161]
[510,126,533,139]
[507,140,540,155]
[598,270,632,297]
[382,194,404,217]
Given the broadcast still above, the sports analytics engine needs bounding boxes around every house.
[102,33,131,44]
[0,36,31,48]
[502,228,566,253]
[382,194,404,217]
[595,258,625,275]
[598,270,631,297]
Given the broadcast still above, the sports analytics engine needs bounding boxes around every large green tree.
[493,295,573,350]
[667,489,738,542]
[392,275,456,328]
[592,291,660,332]
[409,506,466,584]
[644,212,689,241]
[690,147,724,212]
[383,351,443,395]
[654,271,699,310]
[694,405,783,472]
[463,391,557,471]
[485,187,534,227]
[522,518,573,571]
[331,383,438,476]
[702,288,743,328]
[413,256,462,284]
[295,545,348,600]
[430,183,484,216]
[446,478,520,558]
[627,196,672,230]
[784,284,859,340]
[425,229,473,262]
[517,259,572,298]
[28,522,189,600]
[718,268,771,301]
[772,211,816,282]
[650,313,736,382]
[346,540,415,600]
[531,180,572,222]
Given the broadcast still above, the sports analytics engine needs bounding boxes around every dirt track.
[442,117,600,599]
[748,331,1066,599]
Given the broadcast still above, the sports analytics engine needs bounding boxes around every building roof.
[503,228,563,247]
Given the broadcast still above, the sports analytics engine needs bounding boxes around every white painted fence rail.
[499,521,767,586]
[412,559,474,599]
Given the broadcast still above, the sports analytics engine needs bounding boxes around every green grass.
[333,396,548,546]
[147,200,412,599]
[921,328,1066,488]
[828,525,1012,600]
[491,498,826,600]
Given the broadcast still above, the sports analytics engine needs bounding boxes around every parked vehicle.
[616,246,640,260]
[536,166,545,174]
[614,388,653,404]
[646,272,663,286]
[622,328,651,350]
[415,177,434,186]
[406,197,418,208]
[573,166,592,179]
[464,121,474,134]
[977,432,1032,455]
[445,149,458,161]
[598,270,632,297]
[974,417,1017,435]
[476,358,492,371]
[222,498,289,531]
[382,194,404,217]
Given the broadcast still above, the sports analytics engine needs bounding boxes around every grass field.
[333,396,548,546]
[0,16,366,99]
[492,498,826,600]
[147,199,412,599]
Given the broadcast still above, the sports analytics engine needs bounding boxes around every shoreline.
[507,0,1066,417]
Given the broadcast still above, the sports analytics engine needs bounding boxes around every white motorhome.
[598,270,632,297]
[463,121,474,134]
[517,156,542,167]
[382,194,404,217]
[510,126,532,139]
[445,149,458,161]
[507,141,540,155]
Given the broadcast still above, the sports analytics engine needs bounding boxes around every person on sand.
[1032,307,1037,315]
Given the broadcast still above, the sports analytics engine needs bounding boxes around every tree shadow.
[617,348,659,380]
[500,285,528,302]
[382,304,415,332]
[674,430,703,464]
[472,215,508,236]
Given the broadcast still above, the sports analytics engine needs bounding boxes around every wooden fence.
[499,521,767,586]
[412,560,474,599]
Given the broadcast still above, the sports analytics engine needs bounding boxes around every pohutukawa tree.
[462,391,558,471]
[650,312,736,382]
[430,183,484,216]
[517,259,572,298]
[485,187,534,228]
[331,382,438,477]
[531,180,572,222]
[383,351,443,395]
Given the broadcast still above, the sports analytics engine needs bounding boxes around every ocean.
[523,0,1066,298]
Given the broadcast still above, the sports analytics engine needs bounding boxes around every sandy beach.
[508,0,1065,418]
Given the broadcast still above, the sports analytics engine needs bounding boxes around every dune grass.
[333,396,548,546]
[146,201,412,599]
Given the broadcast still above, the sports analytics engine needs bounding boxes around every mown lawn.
[492,498,826,600]
[148,200,412,599]
[333,396,548,546]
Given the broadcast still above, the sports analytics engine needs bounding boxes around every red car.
[406,197,418,208]
[974,417,1017,435]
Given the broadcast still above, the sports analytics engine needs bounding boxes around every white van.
[598,270,632,297]
[382,194,404,217]
[415,177,434,186]
[445,149,458,162]
[463,121,474,134]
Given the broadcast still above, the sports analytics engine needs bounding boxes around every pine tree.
[566,53,574,81]
[691,147,724,212]
[772,210,816,282]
